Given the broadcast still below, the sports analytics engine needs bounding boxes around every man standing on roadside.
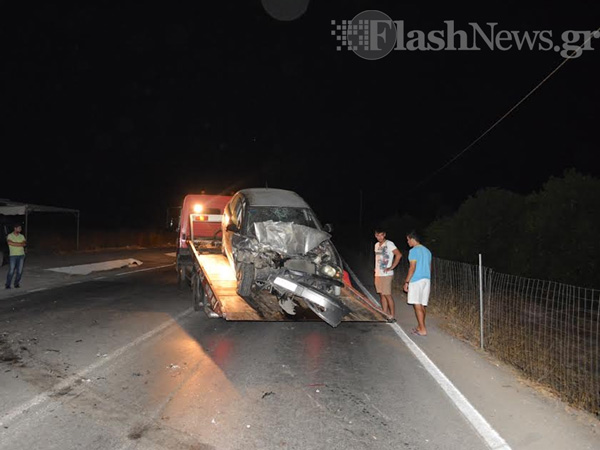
[404,231,432,336]
[5,223,26,289]
[374,228,402,323]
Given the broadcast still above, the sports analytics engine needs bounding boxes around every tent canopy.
[0,201,78,215]
[0,199,80,249]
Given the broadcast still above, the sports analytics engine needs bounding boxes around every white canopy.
[0,199,80,249]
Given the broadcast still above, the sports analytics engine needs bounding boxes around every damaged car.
[221,188,350,327]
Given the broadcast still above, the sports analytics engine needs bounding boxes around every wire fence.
[396,257,600,416]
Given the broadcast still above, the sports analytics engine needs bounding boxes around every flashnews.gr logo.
[331,10,600,61]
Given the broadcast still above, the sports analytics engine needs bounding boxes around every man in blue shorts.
[403,231,432,336]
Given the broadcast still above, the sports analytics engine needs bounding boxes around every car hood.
[253,220,331,256]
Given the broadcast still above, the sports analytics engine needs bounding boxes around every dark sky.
[2,1,599,232]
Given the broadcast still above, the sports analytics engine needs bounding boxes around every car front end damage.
[232,220,350,327]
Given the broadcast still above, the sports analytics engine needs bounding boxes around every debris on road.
[0,336,20,362]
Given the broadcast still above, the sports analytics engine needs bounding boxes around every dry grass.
[420,281,599,417]
[389,260,600,418]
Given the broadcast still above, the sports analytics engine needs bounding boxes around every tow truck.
[175,193,233,288]
[176,193,389,326]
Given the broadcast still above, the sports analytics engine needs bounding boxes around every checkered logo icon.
[331,20,371,51]
[330,10,397,60]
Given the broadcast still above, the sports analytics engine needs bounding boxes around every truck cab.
[176,193,232,286]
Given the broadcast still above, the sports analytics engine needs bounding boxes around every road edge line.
[390,323,512,450]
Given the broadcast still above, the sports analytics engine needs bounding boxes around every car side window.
[228,195,241,227]
[224,204,233,227]
[234,198,245,229]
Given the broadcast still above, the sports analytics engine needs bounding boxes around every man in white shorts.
[403,231,432,336]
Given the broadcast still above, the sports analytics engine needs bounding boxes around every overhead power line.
[411,26,600,192]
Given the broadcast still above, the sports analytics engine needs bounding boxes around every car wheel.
[236,263,255,297]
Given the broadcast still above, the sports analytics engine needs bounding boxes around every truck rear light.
[191,214,223,223]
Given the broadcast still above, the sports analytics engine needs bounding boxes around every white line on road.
[390,323,512,450]
[2,263,175,298]
[0,307,193,429]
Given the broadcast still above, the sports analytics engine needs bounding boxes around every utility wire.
[411,26,600,192]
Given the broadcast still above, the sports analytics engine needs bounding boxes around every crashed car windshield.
[253,220,332,256]
[245,206,321,235]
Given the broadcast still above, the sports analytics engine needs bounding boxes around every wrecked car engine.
[231,220,349,326]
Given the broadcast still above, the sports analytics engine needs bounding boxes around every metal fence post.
[479,253,484,350]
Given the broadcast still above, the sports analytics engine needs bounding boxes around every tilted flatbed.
[187,240,388,324]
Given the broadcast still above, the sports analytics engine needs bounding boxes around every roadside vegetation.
[381,169,600,289]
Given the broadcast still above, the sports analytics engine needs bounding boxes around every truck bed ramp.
[195,254,388,323]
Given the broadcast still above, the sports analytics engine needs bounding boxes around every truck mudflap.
[189,253,389,326]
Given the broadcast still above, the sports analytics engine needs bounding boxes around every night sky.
[2,2,599,234]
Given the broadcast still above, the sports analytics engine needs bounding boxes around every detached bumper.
[273,275,350,327]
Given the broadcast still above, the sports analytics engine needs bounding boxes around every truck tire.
[192,272,205,311]
[177,265,187,290]
[236,263,254,297]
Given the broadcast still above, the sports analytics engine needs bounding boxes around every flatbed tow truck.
[177,194,388,326]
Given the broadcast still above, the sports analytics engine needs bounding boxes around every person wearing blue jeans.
[5,224,27,289]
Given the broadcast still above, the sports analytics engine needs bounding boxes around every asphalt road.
[0,248,598,450]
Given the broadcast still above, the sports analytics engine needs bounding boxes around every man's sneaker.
[14,284,20,288]
[4,285,10,289]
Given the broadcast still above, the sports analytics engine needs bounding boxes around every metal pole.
[479,253,484,350]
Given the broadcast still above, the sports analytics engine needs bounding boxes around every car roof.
[238,188,310,208]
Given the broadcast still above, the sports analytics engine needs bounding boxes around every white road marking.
[27,288,48,293]
[46,259,143,275]
[0,307,193,428]
[0,263,175,309]
[390,323,512,450]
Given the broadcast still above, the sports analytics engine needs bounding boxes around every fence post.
[479,253,484,350]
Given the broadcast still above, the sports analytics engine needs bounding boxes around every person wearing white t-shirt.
[374,228,402,322]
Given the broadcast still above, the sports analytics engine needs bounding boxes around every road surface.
[0,247,597,449]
